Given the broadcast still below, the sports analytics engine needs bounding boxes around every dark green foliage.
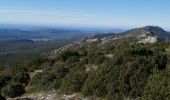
[13,72,30,86]
[2,83,25,98]
[0,42,169,99]
[60,69,87,93]
[29,63,69,91]
[0,65,30,98]
[51,64,69,88]
[0,69,14,90]
[25,58,48,71]
[142,70,170,100]
[25,59,55,72]
[0,95,6,100]
[124,47,153,56]
[0,75,11,90]
[66,56,79,64]
[88,52,106,65]
[82,66,109,97]
[58,51,79,62]
[155,54,167,70]
[82,44,168,98]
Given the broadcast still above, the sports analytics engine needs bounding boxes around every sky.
[0,0,170,29]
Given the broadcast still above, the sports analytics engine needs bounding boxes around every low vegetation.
[0,42,170,99]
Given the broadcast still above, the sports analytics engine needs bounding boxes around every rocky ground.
[7,92,103,100]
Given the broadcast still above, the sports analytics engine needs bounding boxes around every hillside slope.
[0,26,170,100]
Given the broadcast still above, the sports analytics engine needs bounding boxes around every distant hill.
[0,29,90,40]
[121,26,170,42]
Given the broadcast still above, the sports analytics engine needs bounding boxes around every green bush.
[82,64,113,97]
[124,47,153,56]
[142,70,170,100]
[66,56,79,64]
[0,74,12,90]
[88,52,106,65]
[60,69,87,94]
[2,83,25,98]
[82,45,168,98]
[58,51,79,61]
[13,72,30,86]
[29,64,69,91]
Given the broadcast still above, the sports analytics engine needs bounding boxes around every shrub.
[142,71,170,100]
[88,52,106,65]
[82,64,112,97]
[2,83,25,98]
[0,74,12,90]
[60,70,87,94]
[66,56,79,64]
[58,51,79,61]
[29,64,69,91]
[124,47,153,56]
[13,72,30,86]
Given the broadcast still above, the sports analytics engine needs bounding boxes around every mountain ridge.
[120,26,170,42]
[48,26,170,58]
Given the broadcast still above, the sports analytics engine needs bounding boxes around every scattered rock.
[138,36,158,43]
[105,54,113,58]
[84,64,98,72]
[29,70,43,79]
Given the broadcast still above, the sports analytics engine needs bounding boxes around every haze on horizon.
[0,0,170,29]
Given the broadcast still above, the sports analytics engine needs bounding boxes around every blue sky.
[0,0,170,29]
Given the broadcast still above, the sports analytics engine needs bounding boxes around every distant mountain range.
[0,29,91,41]
[1,25,169,45]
